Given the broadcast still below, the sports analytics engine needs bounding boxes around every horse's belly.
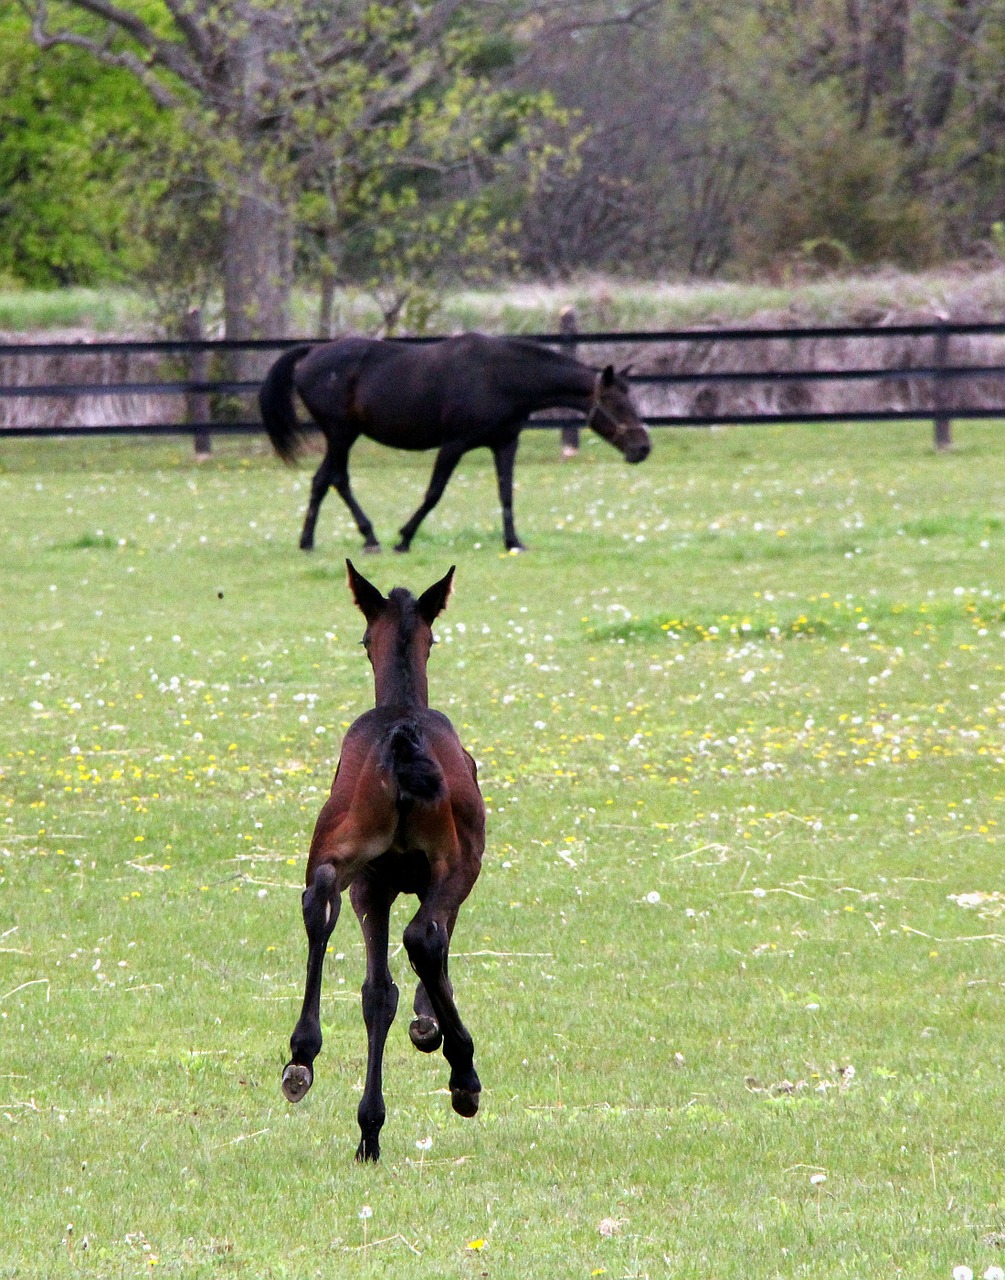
[362,419,446,451]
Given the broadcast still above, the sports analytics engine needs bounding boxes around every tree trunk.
[221,159,294,397]
[223,179,293,342]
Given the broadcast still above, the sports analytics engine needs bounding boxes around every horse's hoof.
[408,1015,442,1053]
[299,543,314,553]
[355,1137,380,1163]
[362,542,382,555]
[450,1087,480,1118]
[393,541,411,554]
[281,1062,313,1103]
[505,543,527,554]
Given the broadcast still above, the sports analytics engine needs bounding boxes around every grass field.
[1,421,1003,1279]
[4,266,1005,336]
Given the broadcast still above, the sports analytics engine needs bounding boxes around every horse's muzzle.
[626,441,651,464]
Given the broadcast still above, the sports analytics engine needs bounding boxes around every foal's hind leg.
[409,981,444,1053]
[282,863,340,1102]
[403,872,481,1117]
[350,876,399,1162]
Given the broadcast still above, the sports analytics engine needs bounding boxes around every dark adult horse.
[258,332,651,553]
[282,561,485,1162]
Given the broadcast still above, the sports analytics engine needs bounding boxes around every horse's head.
[587,366,651,464]
[346,560,454,704]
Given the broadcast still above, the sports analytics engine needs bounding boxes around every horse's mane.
[499,336,582,368]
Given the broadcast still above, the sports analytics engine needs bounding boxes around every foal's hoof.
[281,1062,313,1103]
[409,1016,443,1053]
[355,1137,381,1163]
[450,1087,480,1118]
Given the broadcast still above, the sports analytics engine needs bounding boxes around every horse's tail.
[258,344,313,463]
[384,722,445,805]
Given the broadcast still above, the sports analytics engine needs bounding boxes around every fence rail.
[2,321,1004,446]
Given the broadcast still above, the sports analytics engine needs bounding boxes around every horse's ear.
[619,363,634,378]
[417,565,455,625]
[600,364,616,388]
[346,559,386,622]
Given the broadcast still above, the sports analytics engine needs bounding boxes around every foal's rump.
[382,720,445,804]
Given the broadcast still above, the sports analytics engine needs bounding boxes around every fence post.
[185,307,212,460]
[933,322,952,451]
[560,306,580,457]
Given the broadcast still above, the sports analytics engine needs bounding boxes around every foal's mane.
[387,586,424,656]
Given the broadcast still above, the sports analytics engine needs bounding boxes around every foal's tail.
[384,723,445,805]
[258,344,313,463]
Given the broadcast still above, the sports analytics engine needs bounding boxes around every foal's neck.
[373,667,428,709]
[372,645,429,709]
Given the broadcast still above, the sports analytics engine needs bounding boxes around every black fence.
[2,321,1004,449]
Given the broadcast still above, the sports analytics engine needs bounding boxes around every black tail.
[258,344,313,463]
[385,723,444,804]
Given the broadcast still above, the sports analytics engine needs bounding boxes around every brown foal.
[281,560,485,1161]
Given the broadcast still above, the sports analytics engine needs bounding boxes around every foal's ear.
[417,565,455,625]
[346,559,386,622]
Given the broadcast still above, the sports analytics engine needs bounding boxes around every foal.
[281,561,485,1161]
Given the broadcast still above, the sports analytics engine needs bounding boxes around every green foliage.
[0,11,162,287]
[741,98,939,267]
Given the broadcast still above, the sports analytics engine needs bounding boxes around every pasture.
[1,421,1003,1279]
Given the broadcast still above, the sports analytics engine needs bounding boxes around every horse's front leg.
[283,863,340,1102]
[402,871,481,1117]
[395,440,468,552]
[350,876,399,1162]
[491,434,525,551]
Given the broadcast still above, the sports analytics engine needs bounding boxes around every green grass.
[0,289,150,334]
[1,423,1003,1279]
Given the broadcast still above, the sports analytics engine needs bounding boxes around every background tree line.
[2,0,1004,338]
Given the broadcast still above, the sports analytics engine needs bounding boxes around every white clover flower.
[359,1206,373,1221]
[645,891,661,905]
[983,1267,1004,1280]
[809,1173,826,1186]
[953,1267,973,1280]
[416,1137,432,1151]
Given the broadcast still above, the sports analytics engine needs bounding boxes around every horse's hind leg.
[282,863,340,1102]
[395,441,468,553]
[301,435,380,553]
[403,874,481,1117]
[409,981,444,1053]
[350,876,399,1162]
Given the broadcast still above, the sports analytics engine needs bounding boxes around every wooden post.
[185,307,212,460]
[933,322,952,451]
[560,306,580,457]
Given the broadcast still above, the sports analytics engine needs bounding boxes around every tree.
[23,0,559,339]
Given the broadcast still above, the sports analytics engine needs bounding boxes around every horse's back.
[295,338,378,407]
[293,334,528,448]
